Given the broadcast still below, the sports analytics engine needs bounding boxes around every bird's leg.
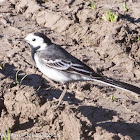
[56,84,68,108]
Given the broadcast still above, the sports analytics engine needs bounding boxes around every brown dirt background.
[0,0,140,139]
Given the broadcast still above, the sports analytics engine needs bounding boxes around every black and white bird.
[24,32,140,107]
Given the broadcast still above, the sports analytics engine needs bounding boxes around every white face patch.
[25,33,45,48]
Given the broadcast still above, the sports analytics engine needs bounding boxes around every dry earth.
[0,0,140,139]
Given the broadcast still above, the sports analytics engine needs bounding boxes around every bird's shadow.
[78,106,140,140]
[120,13,140,24]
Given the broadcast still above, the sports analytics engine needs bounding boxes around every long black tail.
[94,77,140,95]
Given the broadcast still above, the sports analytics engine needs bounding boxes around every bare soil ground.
[0,0,140,139]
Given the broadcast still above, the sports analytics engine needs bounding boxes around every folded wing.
[43,59,94,76]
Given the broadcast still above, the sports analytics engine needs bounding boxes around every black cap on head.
[34,32,52,45]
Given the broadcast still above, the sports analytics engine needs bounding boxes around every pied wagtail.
[24,32,140,107]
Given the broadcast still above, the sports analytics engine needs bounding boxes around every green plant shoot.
[15,70,28,85]
[137,36,140,41]
[89,0,96,9]
[102,10,118,22]
[124,2,128,12]
[1,129,10,140]
[110,95,115,101]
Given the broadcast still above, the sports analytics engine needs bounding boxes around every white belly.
[34,56,70,83]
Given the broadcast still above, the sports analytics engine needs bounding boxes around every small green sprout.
[102,10,118,22]
[34,86,41,94]
[110,95,115,101]
[137,36,140,41]
[15,70,28,86]
[0,62,4,70]
[1,129,10,140]
[89,0,96,9]
[124,2,128,12]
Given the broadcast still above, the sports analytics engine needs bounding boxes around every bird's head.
[25,32,52,50]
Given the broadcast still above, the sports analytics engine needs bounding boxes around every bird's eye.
[32,38,36,41]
